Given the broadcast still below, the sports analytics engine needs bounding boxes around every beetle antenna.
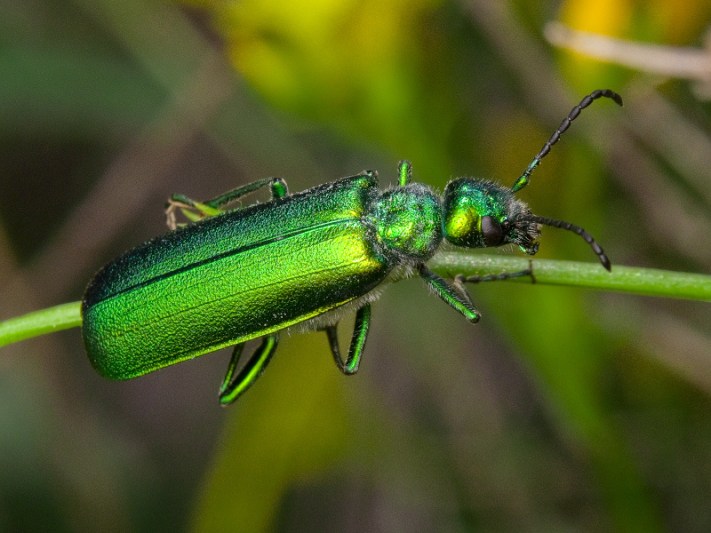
[511,89,623,193]
[531,215,611,271]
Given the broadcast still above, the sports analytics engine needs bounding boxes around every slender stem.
[0,301,82,347]
[429,252,711,302]
[0,255,709,350]
[544,22,710,81]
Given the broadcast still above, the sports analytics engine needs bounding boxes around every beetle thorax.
[368,183,443,263]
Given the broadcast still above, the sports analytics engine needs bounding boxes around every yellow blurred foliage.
[200,0,441,120]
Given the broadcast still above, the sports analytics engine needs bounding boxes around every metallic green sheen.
[81,90,619,399]
[82,173,393,380]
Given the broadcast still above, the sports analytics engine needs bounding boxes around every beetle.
[81,89,621,405]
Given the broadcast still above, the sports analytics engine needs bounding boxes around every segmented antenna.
[531,215,611,271]
[511,89,623,193]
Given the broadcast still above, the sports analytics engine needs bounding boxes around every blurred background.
[1,0,710,531]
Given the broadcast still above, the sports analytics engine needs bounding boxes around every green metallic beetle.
[82,90,620,405]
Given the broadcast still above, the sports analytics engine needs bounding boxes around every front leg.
[455,261,535,284]
[418,264,481,323]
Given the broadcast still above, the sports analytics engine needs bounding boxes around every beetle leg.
[165,177,289,229]
[418,264,481,323]
[165,196,222,230]
[218,334,279,405]
[455,260,536,285]
[324,304,371,375]
[203,176,289,208]
[397,160,413,186]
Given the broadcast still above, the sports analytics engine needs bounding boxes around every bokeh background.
[1,0,710,531]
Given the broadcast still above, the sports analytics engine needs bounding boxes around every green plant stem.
[430,252,711,301]
[0,301,82,347]
[0,255,709,350]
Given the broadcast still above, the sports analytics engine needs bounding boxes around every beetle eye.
[481,216,504,246]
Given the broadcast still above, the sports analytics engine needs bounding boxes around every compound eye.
[481,216,504,246]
